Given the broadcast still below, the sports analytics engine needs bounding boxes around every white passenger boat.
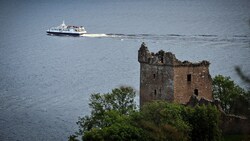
[46,21,87,36]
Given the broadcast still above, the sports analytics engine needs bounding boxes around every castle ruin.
[138,43,213,106]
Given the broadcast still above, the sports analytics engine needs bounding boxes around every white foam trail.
[81,34,108,38]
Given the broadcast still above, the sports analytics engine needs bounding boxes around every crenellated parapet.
[138,42,178,66]
[138,42,210,67]
[174,60,210,67]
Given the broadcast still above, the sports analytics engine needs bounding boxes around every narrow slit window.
[154,90,157,96]
[187,74,192,82]
[153,74,156,79]
[194,89,198,96]
[160,57,163,63]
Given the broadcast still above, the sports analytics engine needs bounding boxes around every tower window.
[153,74,156,79]
[194,89,198,96]
[187,74,191,82]
[154,90,157,96]
[160,57,163,63]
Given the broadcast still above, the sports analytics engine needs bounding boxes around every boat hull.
[46,31,84,36]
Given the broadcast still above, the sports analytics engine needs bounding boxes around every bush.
[69,87,222,141]
[136,101,191,141]
[183,104,222,141]
[212,75,250,116]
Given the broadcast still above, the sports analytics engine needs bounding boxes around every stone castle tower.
[138,43,213,106]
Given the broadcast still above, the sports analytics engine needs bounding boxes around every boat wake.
[80,34,108,38]
[81,33,250,43]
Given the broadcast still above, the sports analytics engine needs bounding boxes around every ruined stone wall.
[187,95,250,135]
[138,42,212,106]
[138,43,248,134]
[173,64,213,104]
[138,43,175,106]
[140,63,174,106]
[221,114,250,135]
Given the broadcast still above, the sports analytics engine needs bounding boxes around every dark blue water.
[0,0,250,140]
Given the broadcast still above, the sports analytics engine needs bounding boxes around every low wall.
[221,113,250,135]
[186,95,250,135]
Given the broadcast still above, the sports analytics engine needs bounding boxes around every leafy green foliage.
[88,86,137,116]
[183,105,221,141]
[70,87,222,141]
[83,110,144,141]
[212,75,250,116]
[136,101,191,141]
[135,101,221,141]
[70,86,140,141]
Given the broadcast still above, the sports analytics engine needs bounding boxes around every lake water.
[0,0,249,140]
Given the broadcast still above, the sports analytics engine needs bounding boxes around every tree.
[136,101,191,141]
[212,75,249,116]
[183,104,221,141]
[69,86,140,141]
[83,110,144,141]
[136,101,221,141]
[69,87,222,141]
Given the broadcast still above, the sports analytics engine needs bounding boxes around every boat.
[46,21,87,36]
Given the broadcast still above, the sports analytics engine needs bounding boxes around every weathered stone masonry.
[138,42,249,134]
[138,43,213,106]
